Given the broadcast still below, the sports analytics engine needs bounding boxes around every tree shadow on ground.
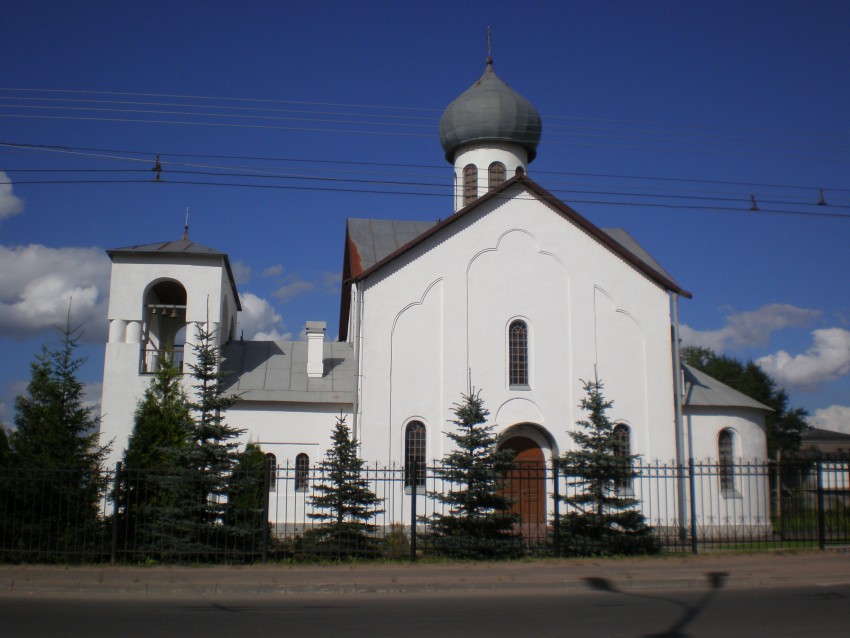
[583,571,728,638]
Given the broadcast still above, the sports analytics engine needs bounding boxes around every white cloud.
[322,271,341,294]
[83,381,103,422]
[807,405,850,435]
[757,328,850,390]
[0,172,24,220]
[261,264,284,278]
[0,245,111,341]
[273,277,314,303]
[680,304,821,352]
[237,292,291,341]
[230,260,252,285]
[0,380,28,428]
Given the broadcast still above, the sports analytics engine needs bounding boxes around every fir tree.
[559,377,659,556]
[428,391,520,558]
[224,442,271,559]
[154,322,243,560]
[120,353,192,556]
[0,427,9,468]
[307,415,383,558]
[6,320,109,560]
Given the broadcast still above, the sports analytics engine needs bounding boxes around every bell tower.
[99,237,241,467]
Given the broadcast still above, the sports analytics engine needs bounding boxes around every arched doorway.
[499,435,547,542]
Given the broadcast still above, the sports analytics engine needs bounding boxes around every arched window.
[265,453,277,492]
[515,166,525,176]
[295,453,310,492]
[613,424,632,490]
[463,164,478,205]
[405,421,426,488]
[718,430,735,494]
[509,320,529,387]
[488,161,506,190]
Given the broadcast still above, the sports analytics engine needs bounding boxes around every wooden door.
[500,436,546,541]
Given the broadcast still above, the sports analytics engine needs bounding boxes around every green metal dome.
[439,59,542,163]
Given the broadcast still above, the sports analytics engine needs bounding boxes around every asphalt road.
[3,584,849,637]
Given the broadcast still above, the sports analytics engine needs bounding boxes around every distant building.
[799,428,850,457]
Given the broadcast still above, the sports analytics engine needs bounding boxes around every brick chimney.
[306,321,326,378]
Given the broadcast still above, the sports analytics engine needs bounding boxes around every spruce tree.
[0,427,9,468]
[120,353,192,556]
[7,320,109,560]
[307,415,383,558]
[428,391,519,558]
[224,442,270,558]
[559,377,658,556]
[155,322,243,560]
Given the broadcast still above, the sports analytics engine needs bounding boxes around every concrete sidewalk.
[3,550,849,596]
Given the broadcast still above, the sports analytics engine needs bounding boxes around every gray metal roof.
[107,239,242,311]
[439,60,542,163]
[346,218,438,275]
[221,339,355,404]
[345,218,683,293]
[107,239,226,257]
[802,427,850,443]
[600,229,680,289]
[683,364,772,411]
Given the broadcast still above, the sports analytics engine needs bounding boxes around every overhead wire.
[2,88,848,161]
[2,141,848,193]
[3,172,848,220]
[2,140,849,215]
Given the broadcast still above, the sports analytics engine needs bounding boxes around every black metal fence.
[1,459,848,563]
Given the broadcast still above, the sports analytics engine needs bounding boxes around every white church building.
[99,59,770,531]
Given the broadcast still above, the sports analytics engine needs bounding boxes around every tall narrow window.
[509,320,529,387]
[718,430,734,494]
[613,424,632,490]
[266,453,277,492]
[488,161,506,190]
[463,164,478,205]
[405,421,426,488]
[295,453,310,492]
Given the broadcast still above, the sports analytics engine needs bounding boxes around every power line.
[3,89,848,161]
[4,86,847,140]
[5,166,850,210]
[3,141,848,195]
[3,174,847,220]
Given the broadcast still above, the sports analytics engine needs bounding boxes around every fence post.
[262,456,272,564]
[816,460,826,551]
[111,462,122,565]
[552,458,560,558]
[688,458,698,555]
[409,461,418,563]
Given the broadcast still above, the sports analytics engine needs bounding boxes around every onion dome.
[439,59,542,163]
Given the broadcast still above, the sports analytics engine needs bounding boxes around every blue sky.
[1,1,848,433]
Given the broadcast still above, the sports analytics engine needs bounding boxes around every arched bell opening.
[141,279,188,373]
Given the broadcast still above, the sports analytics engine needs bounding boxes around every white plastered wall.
[354,184,677,468]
